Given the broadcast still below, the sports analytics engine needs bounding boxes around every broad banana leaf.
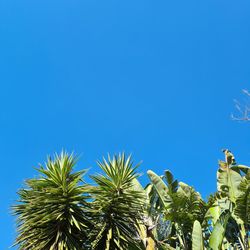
[206,201,220,225]
[209,211,230,250]
[192,220,204,250]
[217,166,242,203]
[131,178,157,250]
[231,164,249,174]
[234,171,250,226]
[147,170,170,208]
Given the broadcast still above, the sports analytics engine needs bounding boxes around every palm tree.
[13,152,91,250]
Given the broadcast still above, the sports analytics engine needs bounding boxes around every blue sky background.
[1,0,250,248]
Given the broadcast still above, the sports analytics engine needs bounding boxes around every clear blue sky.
[1,0,250,248]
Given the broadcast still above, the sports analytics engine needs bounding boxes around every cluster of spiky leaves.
[90,154,144,250]
[13,152,91,250]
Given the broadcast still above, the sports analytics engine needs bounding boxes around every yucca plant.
[89,153,144,250]
[13,152,91,250]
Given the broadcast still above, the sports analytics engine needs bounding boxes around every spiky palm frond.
[90,153,144,250]
[13,152,91,250]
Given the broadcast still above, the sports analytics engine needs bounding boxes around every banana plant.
[147,170,207,250]
[131,177,174,250]
[214,150,250,249]
[202,150,250,250]
[233,170,250,248]
[131,178,157,250]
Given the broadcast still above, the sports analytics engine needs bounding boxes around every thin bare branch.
[232,89,250,121]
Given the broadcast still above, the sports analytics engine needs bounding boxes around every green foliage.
[147,170,207,249]
[234,171,250,227]
[89,154,144,250]
[208,211,230,250]
[192,220,204,250]
[13,152,91,250]
[12,150,250,249]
